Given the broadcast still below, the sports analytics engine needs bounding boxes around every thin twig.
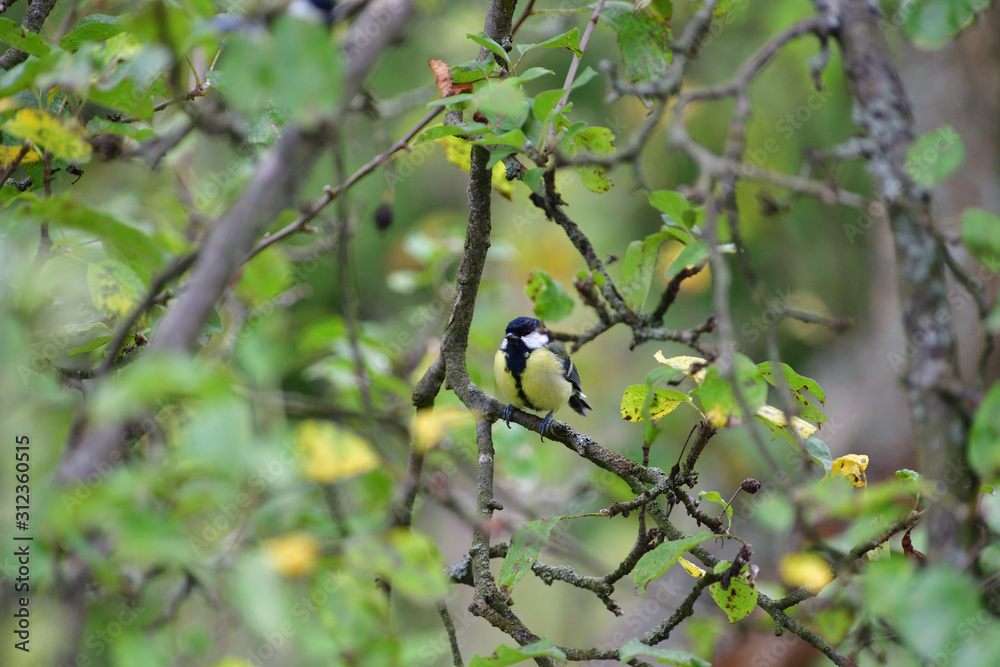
[437,601,464,667]
[553,0,606,114]
[0,141,31,184]
[244,107,443,261]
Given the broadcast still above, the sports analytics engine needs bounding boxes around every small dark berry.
[373,203,393,231]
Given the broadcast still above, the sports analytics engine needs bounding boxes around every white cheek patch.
[499,339,508,351]
[521,330,549,349]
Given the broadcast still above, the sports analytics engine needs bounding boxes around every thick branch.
[0,0,58,70]
[815,0,973,559]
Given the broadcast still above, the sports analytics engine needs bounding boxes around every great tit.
[493,316,593,439]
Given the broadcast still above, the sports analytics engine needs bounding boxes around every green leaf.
[802,435,833,472]
[475,129,528,149]
[89,352,231,425]
[970,383,1000,480]
[0,18,51,58]
[699,490,733,519]
[380,530,451,600]
[756,361,827,424]
[647,190,701,231]
[961,207,1000,272]
[617,637,710,666]
[860,559,987,659]
[905,125,964,187]
[475,79,530,131]
[633,531,715,593]
[21,195,164,280]
[751,493,795,533]
[467,32,511,65]
[525,269,574,321]
[708,561,758,623]
[620,385,691,422]
[416,123,486,144]
[485,146,519,169]
[426,92,476,108]
[59,14,124,51]
[230,554,290,639]
[532,88,566,126]
[218,15,342,124]
[523,167,546,194]
[564,126,615,193]
[508,67,553,84]
[67,335,112,357]
[620,229,674,311]
[692,355,767,426]
[600,2,672,85]
[905,0,986,49]
[515,28,582,57]
[202,309,223,336]
[665,239,710,279]
[470,639,567,666]
[497,517,561,599]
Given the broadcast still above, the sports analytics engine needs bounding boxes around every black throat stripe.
[504,341,538,411]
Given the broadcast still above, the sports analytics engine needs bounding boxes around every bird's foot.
[539,412,555,441]
[502,404,515,429]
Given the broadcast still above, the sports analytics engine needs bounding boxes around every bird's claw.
[502,404,514,429]
[539,412,555,441]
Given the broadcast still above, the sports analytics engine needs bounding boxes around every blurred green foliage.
[1,0,999,665]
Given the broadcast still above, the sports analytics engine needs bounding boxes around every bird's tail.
[568,392,593,417]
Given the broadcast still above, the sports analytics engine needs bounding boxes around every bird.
[493,316,593,440]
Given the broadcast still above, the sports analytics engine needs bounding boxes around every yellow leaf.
[779,552,833,592]
[755,404,817,439]
[413,406,473,451]
[678,556,706,578]
[296,420,378,482]
[704,405,727,428]
[264,532,320,578]
[827,454,869,487]
[3,109,92,163]
[436,136,513,199]
[0,145,40,166]
[654,351,708,383]
[87,260,145,318]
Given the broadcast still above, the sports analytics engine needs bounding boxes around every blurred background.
[1,0,998,665]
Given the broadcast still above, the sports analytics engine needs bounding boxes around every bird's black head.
[505,317,542,337]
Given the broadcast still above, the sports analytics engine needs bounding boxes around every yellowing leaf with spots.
[296,420,378,482]
[779,553,833,592]
[0,145,40,166]
[3,109,92,163]
[827,454,869,487]
[87,260,145,319]
[436,136,513,199]
[709,562,758,623]
[264,532,320,578]
[654,351,708,383]
[413,406,473,451]
[620,384,693,422]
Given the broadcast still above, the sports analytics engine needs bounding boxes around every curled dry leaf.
[428,58,474,98]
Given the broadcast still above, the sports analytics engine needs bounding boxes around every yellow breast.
[494,346,571,414]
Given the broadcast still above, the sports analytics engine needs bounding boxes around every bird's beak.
[505,333,516,340]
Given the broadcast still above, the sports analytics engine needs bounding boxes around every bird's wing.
[547,340,583,390]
